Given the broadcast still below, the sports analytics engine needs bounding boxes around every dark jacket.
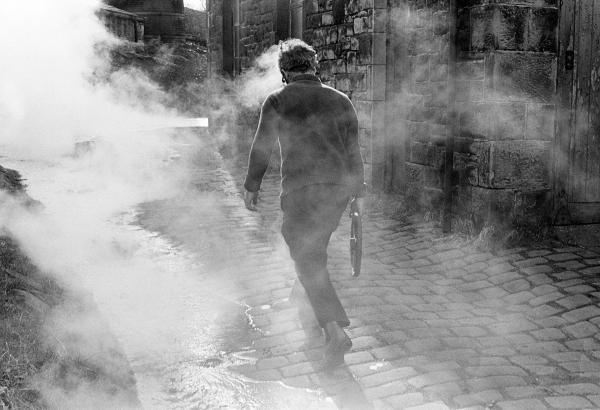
[244,74,365,197]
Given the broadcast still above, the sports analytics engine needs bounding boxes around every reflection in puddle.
[2,157,335,410]
[107,216,335,410]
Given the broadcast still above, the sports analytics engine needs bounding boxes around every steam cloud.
[0,0,212,407]
[0,0,295,408]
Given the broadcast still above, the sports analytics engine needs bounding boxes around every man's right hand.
[244,190,259,211]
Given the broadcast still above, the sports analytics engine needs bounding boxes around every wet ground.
[4,139,600,409]
[2,150,334,410]
[134,146,600,410]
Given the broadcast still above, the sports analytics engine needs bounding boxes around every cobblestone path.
[142,150,600,410]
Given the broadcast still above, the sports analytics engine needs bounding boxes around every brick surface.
[156,151,600,410]
[496,399,547,410]
[385,392,424,408]
[544,395,594,408]
[562,305,600,322]
[454,389,503,407]
[360,367,419,388]
[551,383,600,395]
[408,371,461,389]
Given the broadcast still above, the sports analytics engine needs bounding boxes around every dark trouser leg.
[281,185,350,329]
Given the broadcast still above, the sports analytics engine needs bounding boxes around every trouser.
[281,184,350,328]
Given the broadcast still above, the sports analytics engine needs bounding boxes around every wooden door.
[556,0,600,224]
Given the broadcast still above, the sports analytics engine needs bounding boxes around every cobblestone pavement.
[144,150,600,410]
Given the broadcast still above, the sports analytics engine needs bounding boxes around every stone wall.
[388,0,452,208]
[208,0,280,75]
[106,0,186,42]
[98,5,145,42]
[208,0,224,75]
[239,0,278,69]
[206,0,561,229]
[453,1,558,227]
[303,0,387,190]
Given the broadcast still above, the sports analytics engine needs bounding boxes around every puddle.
[1,155,336,409]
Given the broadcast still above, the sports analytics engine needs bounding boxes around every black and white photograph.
[1,1,599,409]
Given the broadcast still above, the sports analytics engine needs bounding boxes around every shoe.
[322,336,352,369]
[322,321,352,369]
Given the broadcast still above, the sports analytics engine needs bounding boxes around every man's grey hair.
[278,39,318,72]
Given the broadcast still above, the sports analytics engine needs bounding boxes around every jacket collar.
[289,73,321,83]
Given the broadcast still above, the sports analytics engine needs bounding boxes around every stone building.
[208,0,600,228]
[98,4,145,42]
[106,0,186,42]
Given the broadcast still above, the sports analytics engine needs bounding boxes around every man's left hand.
[244,190,259,211]
[352,197,366,216]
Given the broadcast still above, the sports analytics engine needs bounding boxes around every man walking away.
[243,39,366,369]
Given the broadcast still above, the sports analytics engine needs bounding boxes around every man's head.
[278,39,318,81]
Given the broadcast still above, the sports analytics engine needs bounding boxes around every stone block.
[406,120,430,142]
[457,7,471,52]
[488,140,550,189]
[317,0,330,12]
[372,32,386,64]
[305,0,318,14]
[490,102,526,139]
[414,29,434,54]
[356,100,373,128]
[458,102,526,140]
[496,399,547,410]
[358,33,373,64]
[307,13,322,28]
[426,82,449,107]
[485,52,557,103]
[319,46,336,60]
[458,103,488,139]
[347,50,358,68]
[416,8,431,28]
[336,74,352,92]
[406,162,443,190]
[319,59,333,75]
[326,27,338,44]
[525,103,555,141]
[430,63,448,82]
[512,189,552,227]
[457,59,485,80]
[334,58,347,73]
[322,11,334,25]
[527,7,558,52]
[460,0,558,5]
[372,99,386,137]
[371,64,386,100]
[453,151,477,186]
[346,0,374,15]
[470,5,495,52]
[332,0,346,24]
[433,11,449,36]
[454,186,515,227]
[456,80,484,102]
[354,14,373,34]
[373,7,386,33]
[412,54,430,83]
[410,142,441,167]
[496,5,528,51]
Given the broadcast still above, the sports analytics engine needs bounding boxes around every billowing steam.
[0,0,212,407]
[237,45,282,108]
[0,0,302,408]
